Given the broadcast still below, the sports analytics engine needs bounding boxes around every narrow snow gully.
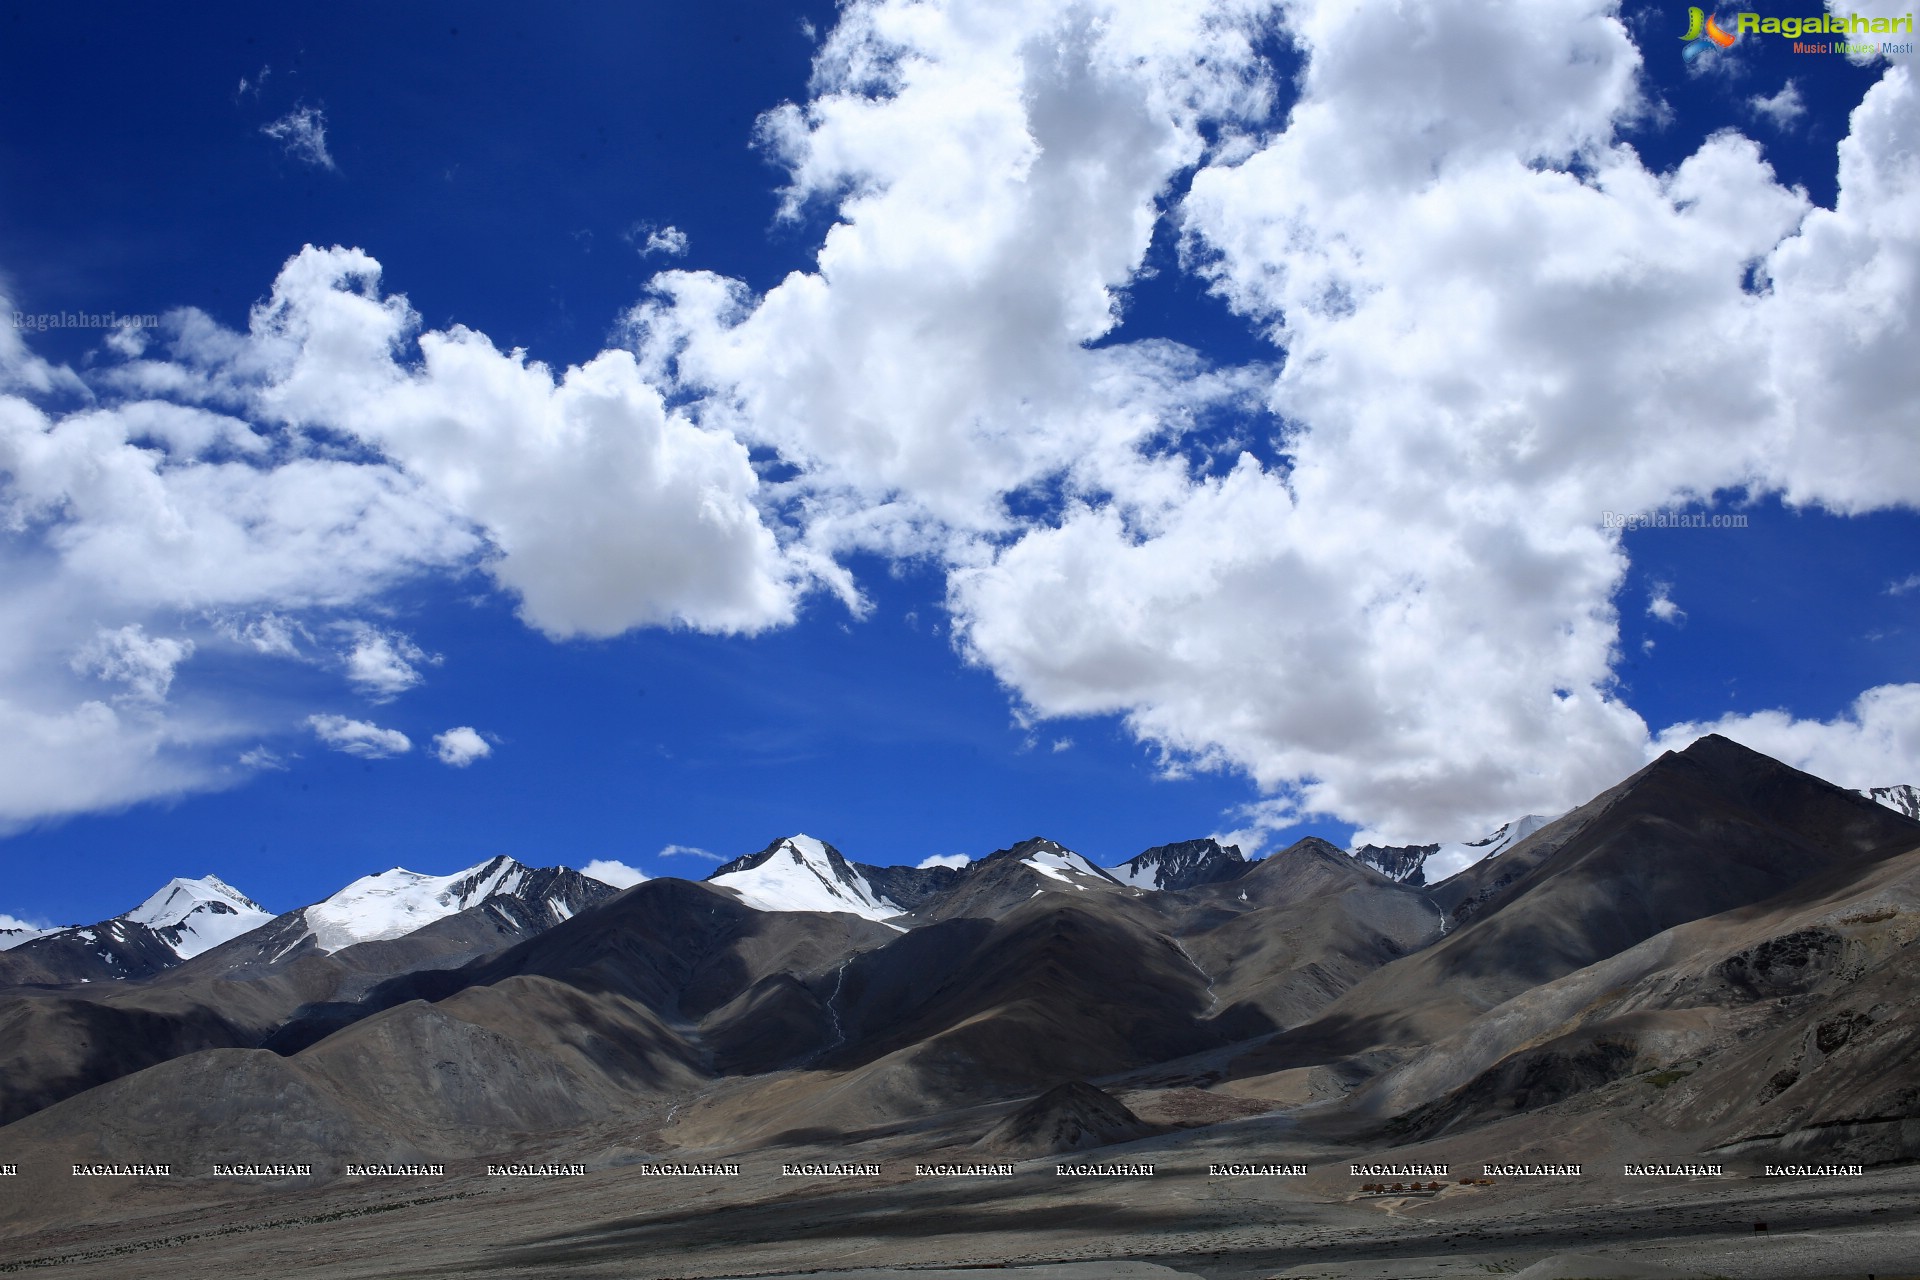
[1171,938,1218,1016]
[820,958,852,1055]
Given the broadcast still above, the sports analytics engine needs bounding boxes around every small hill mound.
[975,1080,1156,1156]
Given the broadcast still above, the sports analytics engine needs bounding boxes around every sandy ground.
[707,1268,1207,1279]
[5,1114,1920,1280]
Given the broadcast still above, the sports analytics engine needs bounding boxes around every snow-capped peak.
[1111,838,1247,891]
[126,875,265,929]
[123,875,273,959]
[707,835,902,922]
[303,855,531,953]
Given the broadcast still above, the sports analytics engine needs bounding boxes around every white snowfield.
[1421,813,1562,883]
[709,835,903,922]
[0,923,53,951]
[303,857,529,953]
[125,875,274,959]
[1023,846,1117,887]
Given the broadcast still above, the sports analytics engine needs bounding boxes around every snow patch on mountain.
[1354,813,1563,885]
[0,916,53,951]
[304,855,529,953]
[1424,813,1560,881]
[1111,838,1248,891]
[1019,842,1119,887]
[708,835,903,922]
[1863,784,1920,822]
[124,876,273,959]
[1027,850,1097,883]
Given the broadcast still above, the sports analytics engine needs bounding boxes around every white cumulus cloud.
[0,229,824,824]
[219,612,308,658]
[626,0,1271,557]
[1652,684,1920,790]
[916,852,971,869]
[635,224,690,257]
[1750,79,1806,129]
[1647,584,1686,625]
[845,0,1919,845]
[239,246,816,637]
[71,625,195,704]
[431,725,492,767]
[307,713,410,759]
[580,858,649,889]
[342,623,437,701]
[0,697,238,832]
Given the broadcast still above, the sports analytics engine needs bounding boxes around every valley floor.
[4,1124,1916,1280]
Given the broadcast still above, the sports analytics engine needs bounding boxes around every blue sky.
[0,1,1915,926]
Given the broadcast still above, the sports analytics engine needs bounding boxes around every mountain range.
[0,875,271,982]
[11,780,1916,985]
[3,739,1919,1266]
[0,855,611,986]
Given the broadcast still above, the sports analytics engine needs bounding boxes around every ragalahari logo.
[1681,7,1742,59]
[1686,9,1914,59]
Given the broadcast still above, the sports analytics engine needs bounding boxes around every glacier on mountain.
[1353,813,1563,886]
[1421,813,1560,881]
[0,921,52,951]
[1023,847,1111,885]
[304,856,530,953]
[124,876,273,959]
[708,835,904,922]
